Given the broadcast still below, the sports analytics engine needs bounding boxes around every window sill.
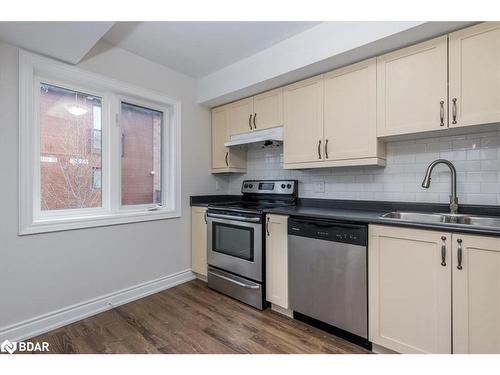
[19,209,181,235]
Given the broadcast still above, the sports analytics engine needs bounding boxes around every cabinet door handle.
[225,151,229,166]
[439,100,445,126]
[457,238,463,270]
[324,139,329,159]
[317,139,322,159]
[266,216,270,236]
[249,114,253,130]
[204,212,207,224]
[452,98,457,125]
[440,236,447,266]
[253,113,257,129]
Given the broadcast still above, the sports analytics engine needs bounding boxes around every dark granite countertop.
[263,205,500,236]
[190,194,241,207]
[190,195,500,237]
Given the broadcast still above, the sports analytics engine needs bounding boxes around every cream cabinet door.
[211,106,229,169]
[211,106,246,173]
[452,233,500,354]
[191,207,207,277]
[265,214,289,308]
[253,88,283,130]
[227,97,254,136]
[324,58,382,161]
[449,22,500,128]
[283,75,324,164]
[369,225,452,354]
[377,36,448,137]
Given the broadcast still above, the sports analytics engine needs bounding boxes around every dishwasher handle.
[290,218,366,230]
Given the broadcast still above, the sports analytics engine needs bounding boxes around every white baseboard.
[0,269,195,342]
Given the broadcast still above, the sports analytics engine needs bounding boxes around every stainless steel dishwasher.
[288,217,369,347]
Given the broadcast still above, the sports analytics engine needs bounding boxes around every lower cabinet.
[369,224,500,354]
[265,214,289,309]
[191,207,207,278]
[369,225,451,354]
[453,234,500,353]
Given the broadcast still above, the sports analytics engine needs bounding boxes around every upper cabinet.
[377,36,448,137]
[377,22,500,137]
[324,58,385,164]
[211,87,284,173]
[253,88,284,130]
[227,88,284,137]
[227,97,254,136]
[211,106,230,170]
[211,105,246,173]
[449,22,500,128]
[283,75,324,165]
[283,59,385,168]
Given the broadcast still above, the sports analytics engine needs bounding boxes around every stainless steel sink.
[381,211,500,228]
[381,212,447,223]
[454,215,500,227]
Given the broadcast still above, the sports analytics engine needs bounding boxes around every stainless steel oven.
[206,211,264,309]
[207,212,262,282]
[206,179,297,310]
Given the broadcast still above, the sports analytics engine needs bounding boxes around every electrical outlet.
[215,180,220,191]
[314,181,325,193]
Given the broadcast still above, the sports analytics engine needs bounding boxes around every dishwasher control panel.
[288,218,367,246]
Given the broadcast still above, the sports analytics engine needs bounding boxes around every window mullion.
[107,95,121,215]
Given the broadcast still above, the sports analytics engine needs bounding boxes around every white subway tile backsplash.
[228,130,500,205]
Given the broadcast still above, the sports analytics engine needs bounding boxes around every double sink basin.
[381,211,500,228]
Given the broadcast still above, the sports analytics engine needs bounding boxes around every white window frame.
[19,50,182,235]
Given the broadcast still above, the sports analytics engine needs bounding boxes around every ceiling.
[0,21,476,106]
[0,22,114,64]
[102,21,321,78]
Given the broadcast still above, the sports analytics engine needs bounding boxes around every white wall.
[197,21,474,107]
[0,40,225,337]
[228,131,500,206]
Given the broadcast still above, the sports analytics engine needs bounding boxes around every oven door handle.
[209,270,260,289]
[207,213,261,223]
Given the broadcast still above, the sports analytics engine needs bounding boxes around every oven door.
[207,213,262,282]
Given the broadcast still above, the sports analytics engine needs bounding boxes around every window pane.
[39,83,102,210]
[121,102,163,206]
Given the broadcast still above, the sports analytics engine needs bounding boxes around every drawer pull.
[452,98,458,125]
[440,236,446,266]
[457,238,463,270]
[439,100,445,126]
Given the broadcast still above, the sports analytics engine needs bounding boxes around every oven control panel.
[241,180,297,195]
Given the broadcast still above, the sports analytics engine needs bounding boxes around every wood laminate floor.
[32,279,369,354]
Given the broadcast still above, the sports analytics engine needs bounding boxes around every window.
[120,102,163,206]
[39,83,102,210]
[19,51,181,234]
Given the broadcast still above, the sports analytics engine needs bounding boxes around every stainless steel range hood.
[224,126,283,147]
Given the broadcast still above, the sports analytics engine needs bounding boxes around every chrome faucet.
[421,159,458,214]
